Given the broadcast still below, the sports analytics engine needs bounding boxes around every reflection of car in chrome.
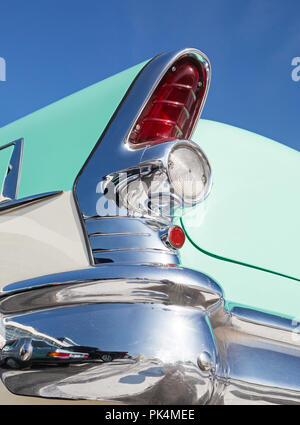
[0,338,90,369]
[56,337,128,362]
[0,337,129,369]
[98,352,129,362]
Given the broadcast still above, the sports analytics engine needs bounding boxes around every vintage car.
[0,337,128,369]
[0,337,90,368]
[0,47,299,405]
[55,337,129,362]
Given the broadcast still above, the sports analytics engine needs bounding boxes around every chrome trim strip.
[85,216,161,234]
[1,264,221,297]
[0,138,24,201]
[0,191,63,214]
[84,213,177,265]
[0,269,222,314]
[221,379,300,405]
[231,306,296,332]
[92,249,179,265]
[89,234,168,252]
[229,306,300,347]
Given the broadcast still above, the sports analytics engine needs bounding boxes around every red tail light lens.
[169,226,185,249]
[129,57,207,146]
[47,352,89,358]
[47,352,70,358]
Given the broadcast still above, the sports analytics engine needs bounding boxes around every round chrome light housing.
[167,141,211,205]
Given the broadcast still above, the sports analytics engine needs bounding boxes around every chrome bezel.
[166,140,212,206]
[140,139,212,207]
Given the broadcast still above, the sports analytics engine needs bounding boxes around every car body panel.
[178,231,300,320]
[0,191,89,287]
[182,119,300,282]
[0,61,148,199]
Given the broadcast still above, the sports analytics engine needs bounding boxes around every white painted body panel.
[0,191,89,289]
[0,191,112,404]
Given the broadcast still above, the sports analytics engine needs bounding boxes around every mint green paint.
[181,217,299,282]
[178,230,300,320]
[0,145,13,193]
[182,119,300,281]
[0,61,148,199]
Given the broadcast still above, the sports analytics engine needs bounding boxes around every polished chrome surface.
[1,265,222,301]
[0,138,24,202]
[1,266,300,404]
[197,351,213,372]
[79,139,210,266]
[0,265,221,404]
[140,139,212,207]
[84,210,178,266]
[92,249,177,265]
[0,191,63,214]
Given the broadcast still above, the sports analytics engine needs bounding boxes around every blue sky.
[0,0,299,151]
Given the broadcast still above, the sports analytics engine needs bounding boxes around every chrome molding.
[0,191,63,214]
[0,138,24,202]
[1,267,300,404]
[84,214,178,266]
[0,138,62,214]
[1,264,220,298]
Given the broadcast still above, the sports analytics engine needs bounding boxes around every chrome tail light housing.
[106,139,212,218]
[73,48,211,265]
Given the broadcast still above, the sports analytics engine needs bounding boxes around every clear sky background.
[0,0,299,151]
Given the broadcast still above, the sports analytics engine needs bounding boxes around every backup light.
[116,140,211,217]
[167,142,211,205]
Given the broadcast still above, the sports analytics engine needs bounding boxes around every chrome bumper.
[1,264,300,404]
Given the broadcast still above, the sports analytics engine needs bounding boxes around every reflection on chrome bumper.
[1,265,300,404]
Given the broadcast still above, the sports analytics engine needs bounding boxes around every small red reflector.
[129,57,206,146]
[169,226,185,248]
